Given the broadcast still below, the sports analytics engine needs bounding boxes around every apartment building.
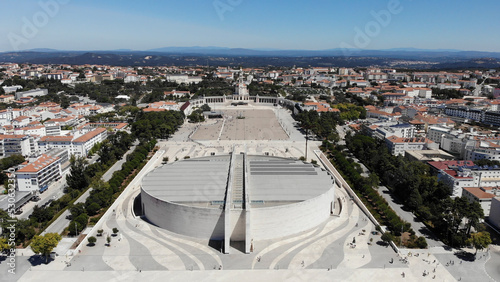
[38,136,73,154]
[385,136,436,156]
[0,134,36,157]
[428,160,500,197]
[462,187,499,216]
[15,154,62,193]
[71,127,107,157]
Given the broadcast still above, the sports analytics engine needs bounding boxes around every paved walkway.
[377,185,443,248]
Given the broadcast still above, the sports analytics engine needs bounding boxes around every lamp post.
[305,127,308,161]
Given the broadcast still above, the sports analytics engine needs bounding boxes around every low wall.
[142,189,225,239]
[250,188,334,241]
[314,150,399,254]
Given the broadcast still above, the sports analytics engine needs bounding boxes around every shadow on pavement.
[28,254,51,266]
[454,250,476,262]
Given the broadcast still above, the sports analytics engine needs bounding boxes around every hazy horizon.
[2,0,500,53]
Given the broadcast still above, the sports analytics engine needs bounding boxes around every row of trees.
[432,88,464,100]
[65,110,176,235]
[332,103,367,120]
[98,131,135,166]
[345,133,486,247]
[131,110,184,141]
[70,140,157,235]
[296,110,343,141]
[321,141,427,248]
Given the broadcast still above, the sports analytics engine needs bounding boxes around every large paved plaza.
[191,107,290,141]
[2,105,499,282]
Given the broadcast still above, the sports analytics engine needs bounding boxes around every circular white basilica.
[140,153,336,253]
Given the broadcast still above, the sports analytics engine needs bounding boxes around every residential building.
[374,123,415,140]
[428,161,500,197]
[71,127,107,157]
[14,88,48,100]
[489,197,500,229]
[462,187,499,216]
[0,134,35,157]
[15,154,61,193]
[483,111,500,127]
[38,136,73,154]
[444,106,483,122]
[44,121,61,136]
[385,136,436,156]
[405,149,454,162]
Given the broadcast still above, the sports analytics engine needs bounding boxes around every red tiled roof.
[72,127,106,143]
[463,187,497,199]
[17,154,59,173]
[39,136,73,142]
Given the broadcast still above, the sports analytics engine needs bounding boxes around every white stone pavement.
[10,106,486,281]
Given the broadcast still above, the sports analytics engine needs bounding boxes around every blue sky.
[2,0,500,52]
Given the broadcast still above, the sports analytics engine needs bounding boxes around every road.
[14,154,100,220]
[41,142,138,235]
[335,125,445,248]
[15,173,68,220]
[346,150,444,247]
[376,185,443,248]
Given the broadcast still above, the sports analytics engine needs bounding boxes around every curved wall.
[141,189,225,240]
[250,187,334,241]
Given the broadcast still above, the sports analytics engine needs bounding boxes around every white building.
[444,106,483,122]
[2,85,23,94]
[373,123,415,140]
[15,154,62,193]
[14,88,48,100]
[429,160,500,197]
[71,127,107,157]
[489,197,500,230]
[463,137,500,161]
[385,136,436,156]
[38,136,73,154]
[15,125,46,137]
[166,74,203,84]
[0,108,23,122]
[462,187,499,216]
[0,134,35,157]
[426,125,457,144]
[44,121,61,136]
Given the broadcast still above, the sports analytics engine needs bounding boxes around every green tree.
[0,237,9,252]
[416,236,428,249]
[87,236,96,246]
[86,202,101,216]
[106,235,111,246]
[112,227,119,235]
[66,156,89,191]
[200,104,211,112]
[381,231,393,246]
[60,95,70,109]
[466,232,492,255]
[188,111,205,123]
[70,203,86,218]
[30,233,62,263]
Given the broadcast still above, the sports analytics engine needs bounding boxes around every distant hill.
[1,47,500,69]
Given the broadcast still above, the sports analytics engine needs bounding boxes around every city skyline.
[2,0,500,52]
